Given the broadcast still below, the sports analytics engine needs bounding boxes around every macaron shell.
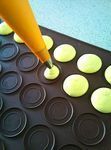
[42,35,53,50]
[91,88,111,113]
[13,33,24,43]
[104,65,111,84]
[77,54,102,73]
[0,22,13,35]
[44,65,60,80]
[54,44,76,62]
[63,74,89,97]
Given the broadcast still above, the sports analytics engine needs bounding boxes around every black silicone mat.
[0,26,111,150]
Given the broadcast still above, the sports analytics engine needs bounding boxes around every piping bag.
[0,0,53,68]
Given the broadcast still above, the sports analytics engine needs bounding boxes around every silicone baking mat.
[0,27,111,150]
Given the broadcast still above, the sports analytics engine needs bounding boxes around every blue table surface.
[30,0,111,51]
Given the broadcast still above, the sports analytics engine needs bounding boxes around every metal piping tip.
[0,40,2,45]
[44,58,53,69]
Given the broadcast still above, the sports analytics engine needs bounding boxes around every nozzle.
[0,40,2,45]
[44,58,53,69]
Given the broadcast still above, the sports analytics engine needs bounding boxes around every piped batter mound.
[42,35,53,50]
[104,65,111,85]
[54,44,76,62]
[63,74,89,97]
[44,65,60,80]
[0,22,13,35]
[91,87,111,113]
[13,33,24,43]
[77,54,102,73]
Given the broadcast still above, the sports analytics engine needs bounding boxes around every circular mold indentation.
[0,97,3,111]
[16,52,39,72]
[0,140,5,150]
[73,113,106,145]
[37,64,61,84]
[20,83,46,108]
[0,71,22,94]
[0,43,19,61]
[44,97,73,125]
[24,124,55,150]
[58,144,82,150]
[0,108,27,137]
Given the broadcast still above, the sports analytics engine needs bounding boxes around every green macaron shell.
[44,65,60,80]
[0,22,13,35]
[42,35,53,50]
[91,87,111,113]
[54,44,76,62]
[13,33,24,43]
[77,54,102,73]
[104,65,111,85]
[63,74,89,97]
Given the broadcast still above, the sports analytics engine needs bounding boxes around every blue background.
[29,0,111,51]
